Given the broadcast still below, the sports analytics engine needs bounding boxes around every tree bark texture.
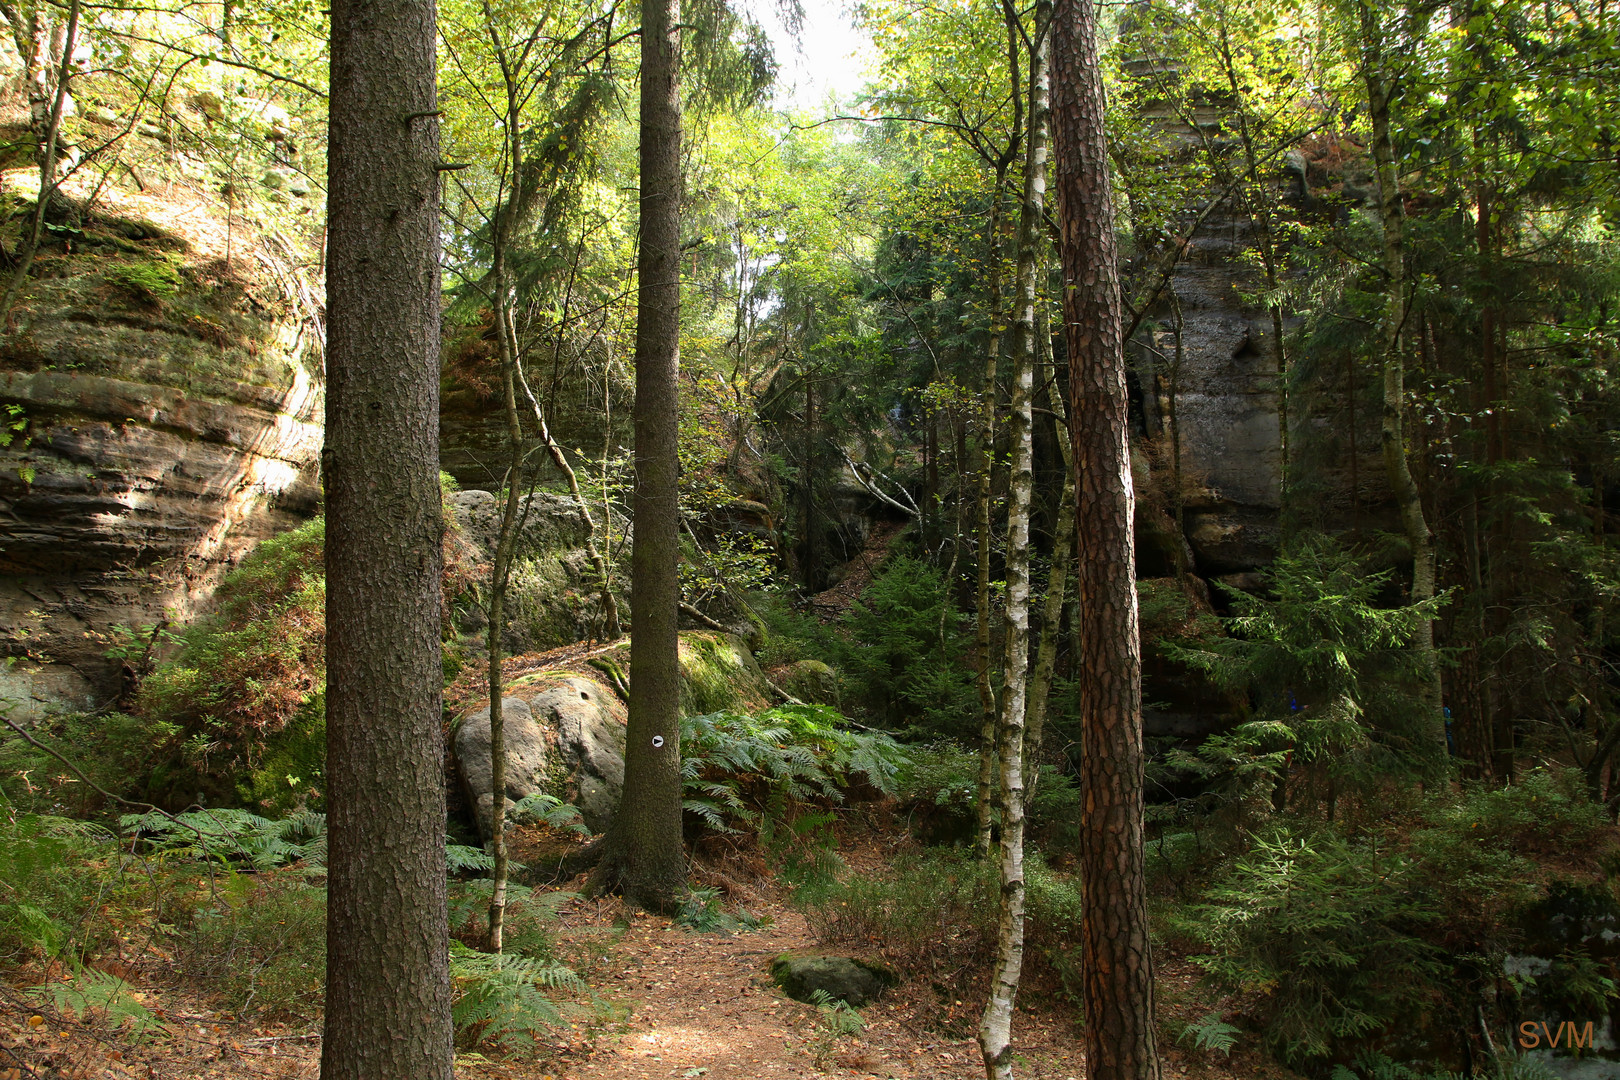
[1051,0,1161,1075]
[1361,6,1445,754]
[979,13,1047,1077]
[601,0,686,910]
[975,183,1008,861]
[322,0,454,1071]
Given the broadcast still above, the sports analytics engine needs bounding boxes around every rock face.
[770,954,895,1007]
[0,195,322,717]
[446,489,625,655]
[453,673,628,838]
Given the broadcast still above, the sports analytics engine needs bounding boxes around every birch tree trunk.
[975,178,1009,859]
[979,7,1048,1074]
[1360,2,1445,755]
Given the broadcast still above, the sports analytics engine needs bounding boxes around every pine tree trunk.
[979,13,1047,1075]
[593,0,686,911]
[1052,0,1160,1073]
[1361,8,1445,755]
[322,0,454,1069]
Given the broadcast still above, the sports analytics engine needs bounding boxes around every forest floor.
[0,835,1301,1080]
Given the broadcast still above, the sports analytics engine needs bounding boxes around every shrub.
[1419,767,1610,858]
[1172,828,1445,1066]
[178,872,326,1019]
[0,710,176,817]
[835,556,978,737]
[796,849,997,974]
[137,518,326,807]
[1163,535,1446,817]
[0,812,122,967]
[795,849,1083,984]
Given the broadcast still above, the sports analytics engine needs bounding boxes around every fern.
[121,808,326,870]
[447,843,497,874]
[450,940,584,1052]
[1178,1010,1240,1056]
[39,969,166,1043]
[680,704,908,834]
[508,792,590,835]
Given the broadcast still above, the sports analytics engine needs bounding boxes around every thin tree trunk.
[1362,7,1445,755]
[486,257,526,954]
[322,0,454,1068]
[592,0,685,911]
[1026,297,1072,801]
[511,306,621,639]
[980,12,1047,1073]
[0,0,78,325]
[1052,0,1161,1072]
[975,174,1010,859]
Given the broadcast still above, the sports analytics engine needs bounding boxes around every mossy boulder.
[594,631,770,716]
[446,489,625,654]
[770,953,895,1007]
[781,659,839,706]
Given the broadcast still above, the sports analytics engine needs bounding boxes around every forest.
[0,0,1617,1077]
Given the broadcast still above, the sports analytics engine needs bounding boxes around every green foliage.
[1419,767,1610,858]
[448,880,576,959]
[673,886,767,933]
[40,969,165,1041]
[178,874,327,1019]
[754,593,841,668]
[1330,1050,1557,1080]
[836,557,978,738]
[894,741,977,814]
[106,255,185,304]
[0,812,120,967]
[450,941,585,1053]
[508,791,591,835]
[807,987,865,1066]
[136,518,327,808]
[1177,1010,1241,1057]
[680,703,907,834]
[1173,829,1445,1065]
[1164,536,1445,815]
[0,711,177,817]
[796,849,1083,982]
[121,807,327,871]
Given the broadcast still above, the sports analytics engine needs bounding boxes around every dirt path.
[459,900,1088,1080]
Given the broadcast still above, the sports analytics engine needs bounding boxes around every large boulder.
[452,631,778,838]
[446,489,625,655]
[770,954,895,1007]
[453,696,550,840]
[780,659,839,706]
[453,672,627,839]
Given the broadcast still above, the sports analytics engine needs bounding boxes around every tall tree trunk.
[1052,0,1161,1074]
[593,0,685,911]
[1026,296,1072,801]
[1361,7,1445,755]
[980,12,1048,1075]
[322,0,454,1070]
[486,253,526,954]
[975,174,1010,859]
